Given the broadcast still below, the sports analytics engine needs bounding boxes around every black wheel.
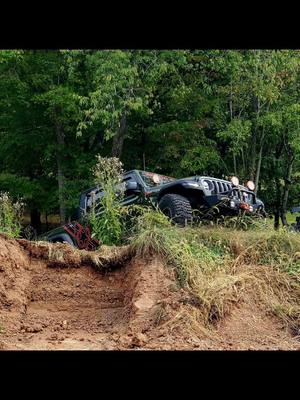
[158,194,193,226]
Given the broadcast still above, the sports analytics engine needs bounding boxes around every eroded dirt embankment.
[0,233,299,350]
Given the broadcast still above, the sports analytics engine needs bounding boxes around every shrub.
[88,156,125,245]
[0,192,24,238]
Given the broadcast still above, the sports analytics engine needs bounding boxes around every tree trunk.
[30,208,41,233]
[274,177,282,230]
[55,122,66,225]
[254,143,263,194]
[141,127,146,170]
[143,153,146,170]
[281,151,294,226]
[280,211,288,227]
[233,153,237,176]
[254,105,268,194]
[249,135,256,181]
[273,141,284,230]
[112,114,126,158]
[229,84,237,176]
[241,148,246,177]
[274,211,280,230]
[250,96,260,181]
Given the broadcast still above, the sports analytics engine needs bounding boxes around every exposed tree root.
[16,239,133,270]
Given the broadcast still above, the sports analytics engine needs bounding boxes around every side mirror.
[125,181,139,191]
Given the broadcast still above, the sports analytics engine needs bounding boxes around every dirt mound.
[215,299,298,350]
[0,234,299,350]
[0,235,178,349]
[0,234,29,312]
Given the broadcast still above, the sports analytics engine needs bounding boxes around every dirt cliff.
[0,234,298,350]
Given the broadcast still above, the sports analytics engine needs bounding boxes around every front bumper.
[205,193,264,215]
[226,197,254,213]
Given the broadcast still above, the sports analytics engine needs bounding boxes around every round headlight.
[246,180,255,191]
[152,174,160,184]
[202,181,209,190]
[230,176,239,186]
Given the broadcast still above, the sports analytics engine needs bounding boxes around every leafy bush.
[0,192,24,238]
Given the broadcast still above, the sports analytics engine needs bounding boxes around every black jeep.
[39,170,265,248]
[79,170,266,222]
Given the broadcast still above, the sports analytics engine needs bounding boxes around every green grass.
[286,211,296,224]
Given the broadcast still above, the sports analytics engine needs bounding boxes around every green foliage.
[92,155,124,187]
[0,192,24,237]
[217,119,252,155]
[74,50,188,139]
[215,214,268,231]
[88,156,125,245]
[1,49,300,230]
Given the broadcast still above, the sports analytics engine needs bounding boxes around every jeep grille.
[203,179,232,194]
[203,178,254,203]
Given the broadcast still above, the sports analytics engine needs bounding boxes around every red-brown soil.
[0,234,299,350]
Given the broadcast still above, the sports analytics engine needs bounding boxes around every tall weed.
[88,156,125,245]
[0,192,24,238]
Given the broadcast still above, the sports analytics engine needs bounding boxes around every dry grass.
[17,238,133,270]
[131,210,300,333]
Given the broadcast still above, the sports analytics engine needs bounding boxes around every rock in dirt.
[131,333,148,347]
[134,296,155,312]
[23,324,43,333]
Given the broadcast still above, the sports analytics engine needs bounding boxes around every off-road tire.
[158,194,193,226]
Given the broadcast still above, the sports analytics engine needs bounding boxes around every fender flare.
[157,182,205,203]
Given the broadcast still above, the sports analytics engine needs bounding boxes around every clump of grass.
[192,208,268,231]
[191,227,300,331]
[131,210,300,332]
[229,230,300,274]
[215,214,268,231]
[194,227,300,273]
[131,209,249,325]
[131,208,222,280]
[0,192,24,238]
[247,264,300,335]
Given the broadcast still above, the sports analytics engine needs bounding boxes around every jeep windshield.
[138,171,176,187]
